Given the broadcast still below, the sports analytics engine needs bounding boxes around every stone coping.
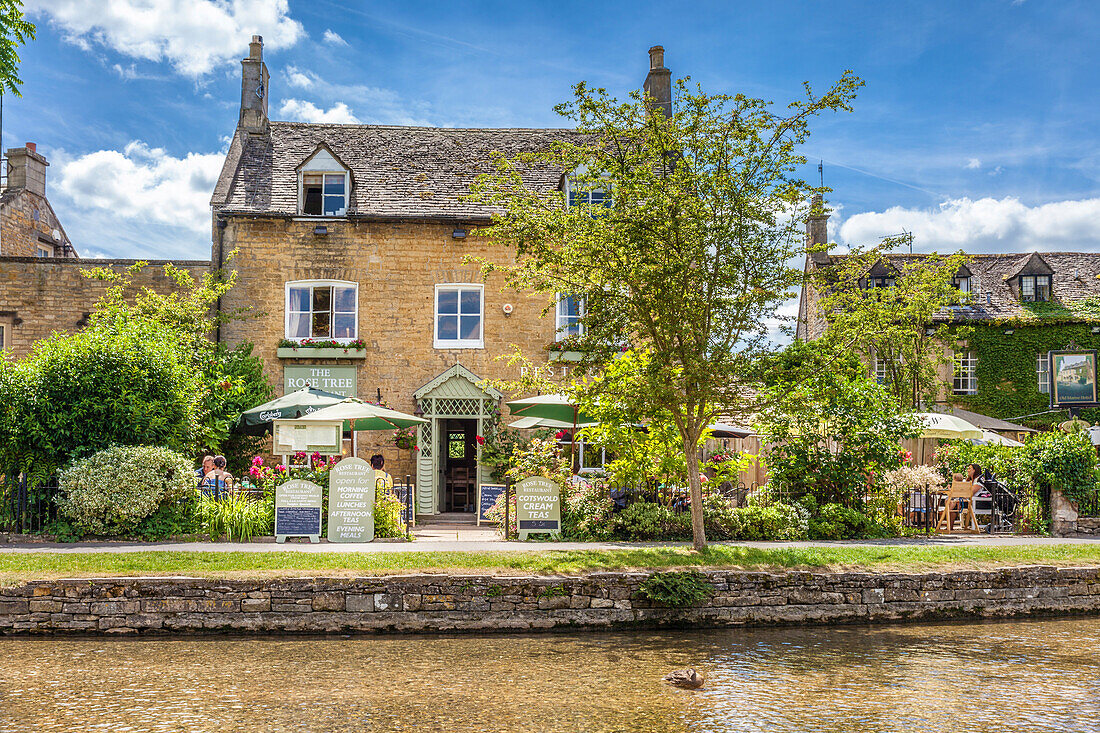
[1,566,1098,636]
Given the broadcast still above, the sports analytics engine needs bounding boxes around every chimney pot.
[25,142,35,153]
[648,46,665,70]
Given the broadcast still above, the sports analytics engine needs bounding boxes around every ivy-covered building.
[796,207,1100,427]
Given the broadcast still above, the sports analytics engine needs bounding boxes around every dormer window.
[297,145,350,217]
[302,173,347,216]
[953,276,970,292]
[1020,274,1051,302]
[565,170,612,210]
[867,276,895,289]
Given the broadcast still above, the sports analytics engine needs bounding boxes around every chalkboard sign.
[477,483,506,525]
[275,479,323,543]
[327,457,375,543]
[515,476,561,540]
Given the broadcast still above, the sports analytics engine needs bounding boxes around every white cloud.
[322,29,348,46]
[26,0,304,77]
[838,197,1100,253]
[280,65,434,126]
[54,141,223,234]
[279,99,360,124]
[965,157,981,169]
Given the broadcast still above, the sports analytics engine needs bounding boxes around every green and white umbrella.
[295,398,427,432]
[506,393,594,470]
[235,386,347,435]
[508,416,598,430]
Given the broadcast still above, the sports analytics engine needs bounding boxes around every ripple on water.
[0,618,1098,732]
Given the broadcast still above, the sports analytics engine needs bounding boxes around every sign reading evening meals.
[327,457,376,543]
[515,476,561,540]
[275,479,323,543]
[1050,350,1099,407]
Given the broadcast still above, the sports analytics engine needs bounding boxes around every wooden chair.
[936,481,979,533]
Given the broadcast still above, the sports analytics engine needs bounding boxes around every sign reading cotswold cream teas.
[275,479,323,543]
[515,476,561,540]
[327,457,376,542]
[284,365,357,398]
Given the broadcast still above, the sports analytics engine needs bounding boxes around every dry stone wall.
[2,566,1098,635]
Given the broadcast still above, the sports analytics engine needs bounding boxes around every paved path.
[0,531,1096,554]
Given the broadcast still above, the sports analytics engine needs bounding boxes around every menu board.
[327,457,375,543]
[273,419,343,455]
[515,476,561,540]
[477,483,506,526]
[275,479,323,543]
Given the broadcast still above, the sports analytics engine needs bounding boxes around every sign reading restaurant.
[284,365,357,398]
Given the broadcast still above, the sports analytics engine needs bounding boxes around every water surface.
[1,618,1098,732]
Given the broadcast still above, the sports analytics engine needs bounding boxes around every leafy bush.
[725,502,809,541]
[808,503,878,540]
[374,484,406,538]
[57,446,195,536]
[197,492,272,541]
[615,501,691,540]
[639,571,715,607]
[198,343,273,476]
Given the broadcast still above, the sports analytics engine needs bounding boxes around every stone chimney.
[239,35,269,135]
[643,45,672,118]
[5,142,48,196]
[806,194,831,265]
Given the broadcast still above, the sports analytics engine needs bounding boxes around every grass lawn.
[3,544,1100,584]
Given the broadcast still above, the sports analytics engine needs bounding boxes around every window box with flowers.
[546,335,585,362]
[276,338,368,360]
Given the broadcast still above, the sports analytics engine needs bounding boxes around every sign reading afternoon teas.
[283,365,357,398]
[515,476,561,540]
[275,479,323,544]
[327,457,376,543]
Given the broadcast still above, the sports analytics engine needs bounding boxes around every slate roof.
[812,251,1100,323]
[211,122,578,221]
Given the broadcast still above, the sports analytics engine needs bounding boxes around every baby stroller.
[985,471,1019,533]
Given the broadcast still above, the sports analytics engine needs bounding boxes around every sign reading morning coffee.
[275,479,323,543]
[327,457,376,543]
[515,476,561,540]
[284,365,357,398]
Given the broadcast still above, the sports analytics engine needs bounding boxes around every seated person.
[371,454,393,492]
[201,455,234,497]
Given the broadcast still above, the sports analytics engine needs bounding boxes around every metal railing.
[1,473,61,534]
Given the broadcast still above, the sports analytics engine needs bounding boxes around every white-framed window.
[953,276,971,292]
[872,353,888,385]
[1037,352,1050,394]
[301,172,348,216]
[434,284,483,349]
[285,280,358,341]
[36,246,51,257]
[1020,274,1051,302]
[953,350,978,395]
[556,294,585,339]
[868,276,895,288]
[0,323,6,350]
[558,435,606,473]
[565,172,612,210]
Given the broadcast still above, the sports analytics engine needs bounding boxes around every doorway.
[441,418,478,512]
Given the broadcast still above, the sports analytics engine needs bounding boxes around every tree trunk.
[683,430,707,551]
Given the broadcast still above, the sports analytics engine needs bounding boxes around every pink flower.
[294,451,306,459]
[251,456,264,466]
[311,451,323,462]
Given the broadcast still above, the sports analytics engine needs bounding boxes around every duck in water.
[663,668,704,689]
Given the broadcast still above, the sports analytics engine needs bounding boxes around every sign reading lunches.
[327,457,376,543]
[515,476,561,540]
[275,479,323,543]
[1050,350,1099,407]
[273,419,343,455]
[284,365,357,398]
[477,483,506,526]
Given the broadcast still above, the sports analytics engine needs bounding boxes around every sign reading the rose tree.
[515,476,561,540]
[326,457,376,543]
[275,479,323,543]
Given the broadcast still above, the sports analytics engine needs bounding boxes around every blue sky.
[7,0,1099,263]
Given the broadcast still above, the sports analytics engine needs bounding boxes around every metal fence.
[1,474,61,534]
[1077,486,1100,518]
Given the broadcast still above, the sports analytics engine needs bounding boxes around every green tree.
[0,1,33,97]
[813,240,970,408]
[758,340,918,505]
[472,73,863,549]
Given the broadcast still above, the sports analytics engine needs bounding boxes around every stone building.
[0,143,76,259]
[796,202,1100,422]
[211,38,674,515]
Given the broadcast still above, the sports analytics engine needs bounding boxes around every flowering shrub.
[57,445,195,536]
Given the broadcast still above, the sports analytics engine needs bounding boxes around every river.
[1,617,1097,732]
